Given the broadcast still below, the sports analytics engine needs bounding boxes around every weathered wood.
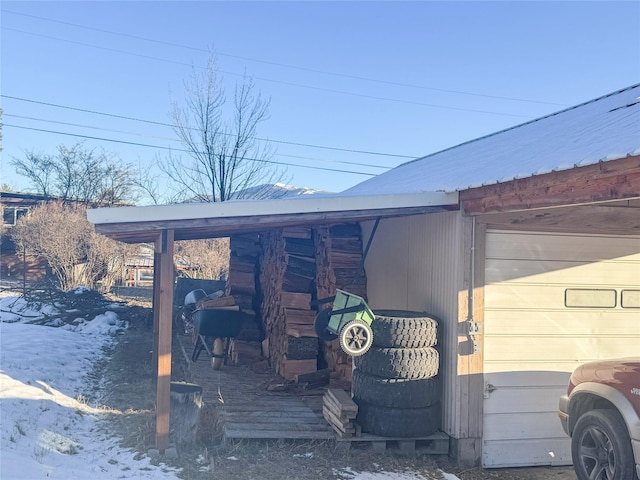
[285,335,319,360]
[169,382,203,447]
[294,368,330,387]
[155,229,175,452]
[326,388,358,416]
[461,155,640,214]
[280,358,317,380]
[281,292,312,309]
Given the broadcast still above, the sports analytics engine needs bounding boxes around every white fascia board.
[86,191,459,225]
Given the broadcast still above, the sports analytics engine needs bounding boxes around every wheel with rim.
[211,338,224,370]
[314,308,339,341]
[339,320,373,356]
[571,409,635,480]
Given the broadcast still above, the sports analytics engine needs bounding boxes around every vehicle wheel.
[314,308,339,341]
[572,409,636,480]
[352,369,441,408]
[211,338,224,370]
[354,347,439,379]
[372,310,439,348]
[339,320,373,356]
[355,400,441,437]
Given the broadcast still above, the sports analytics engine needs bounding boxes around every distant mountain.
[237,182,329,199]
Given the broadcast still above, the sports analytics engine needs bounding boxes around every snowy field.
[0,291,460,480]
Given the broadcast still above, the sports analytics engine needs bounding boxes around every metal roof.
[87,191,459,243]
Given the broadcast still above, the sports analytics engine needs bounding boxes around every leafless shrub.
[11,202,132,291]
[175,238,230,280]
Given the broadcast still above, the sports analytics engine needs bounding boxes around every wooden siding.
[482,230,640,468]
[362,211,480,441]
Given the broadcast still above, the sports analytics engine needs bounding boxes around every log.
[169,382,203,447]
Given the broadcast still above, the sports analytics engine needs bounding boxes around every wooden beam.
[152,243,161,377]
[461,155,640,214]
[154,229,174,453]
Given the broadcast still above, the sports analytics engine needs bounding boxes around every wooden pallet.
[335,431,449,454]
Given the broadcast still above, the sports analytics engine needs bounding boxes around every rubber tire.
[339,320,373,356]
[355,400,441,437]
[352,369,441,408]
[372,310,439,348]
[571,409,636,480]
[354,347,439,379]
[212,338,224,370]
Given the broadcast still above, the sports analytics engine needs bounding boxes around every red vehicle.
[559,358,640,480]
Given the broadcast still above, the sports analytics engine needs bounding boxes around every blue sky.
[2,1,639,203]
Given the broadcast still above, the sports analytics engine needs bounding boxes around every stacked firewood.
[226,234,263,343]
[313,223,367,381]
[322,388,360,438]
[259,228,319,380]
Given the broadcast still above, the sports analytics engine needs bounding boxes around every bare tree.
[162,55,285,202]
[175,238,230,280]
[11,202,131,291]
[11,143,137,206]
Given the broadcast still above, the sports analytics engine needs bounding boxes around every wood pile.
[226,234,263,343]
[259,228,319,380]
[322,388,360,438]
[313,223,367,381]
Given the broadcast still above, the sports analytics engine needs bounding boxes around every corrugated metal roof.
[342,84,640,196]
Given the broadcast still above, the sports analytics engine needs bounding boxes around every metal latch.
[484,382,497,398]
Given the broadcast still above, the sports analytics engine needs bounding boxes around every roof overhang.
[87,191,459,243]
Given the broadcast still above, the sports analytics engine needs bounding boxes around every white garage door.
[482,230,640,468]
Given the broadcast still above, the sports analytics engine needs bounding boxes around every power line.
[4,113,391,169]
[2,95,415,160]
[5,27,536,119]
[2,9,569,107]
[3,124,380,177]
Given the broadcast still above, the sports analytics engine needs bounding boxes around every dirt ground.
[95,296,577,480]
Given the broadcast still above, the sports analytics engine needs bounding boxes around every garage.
[482,230,640,467]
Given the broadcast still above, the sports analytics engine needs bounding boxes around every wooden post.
[155,229,174,452]
[152,245,161,377]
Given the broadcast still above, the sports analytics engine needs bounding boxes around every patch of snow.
[70,286,91,295]
[334,466,445,480]
[0,302,179,479]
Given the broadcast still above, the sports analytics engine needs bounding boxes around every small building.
[87,84,640,467]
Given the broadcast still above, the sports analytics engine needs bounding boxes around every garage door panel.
[483,230,640,468]
[486,231,640,262]
[483,412,567,440]
[483,386,565,414]
[486,258,640,285]
[483,439,572,468]
[484,336,640,362]
[484,310,639,336]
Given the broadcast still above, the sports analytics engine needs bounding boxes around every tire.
[355,400,441,437]
[372,310,439,348]
[211,338,224,370]
[354,347,439,379]
[571,409,636,480]
[352,369,441,408]
[339,320,373,356]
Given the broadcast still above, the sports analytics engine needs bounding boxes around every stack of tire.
[353,310,441,437]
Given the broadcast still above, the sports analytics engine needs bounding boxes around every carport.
[86,191,459,452]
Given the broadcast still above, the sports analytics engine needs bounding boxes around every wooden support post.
[155,229,174,453]
[152,247,161,376]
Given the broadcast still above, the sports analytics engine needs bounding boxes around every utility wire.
[5,27,535,119]
[2,94,415,160]
[3,9,569,107]
[4,113,391,169]
[3,124,380,177]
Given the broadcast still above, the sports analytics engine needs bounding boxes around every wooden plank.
[155,229,175,452]
[220,422,328,432]
[326,389,358,415]
[224,429,333,440]
[281,292,312,309]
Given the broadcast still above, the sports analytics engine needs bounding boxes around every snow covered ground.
[0,291,460,480]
